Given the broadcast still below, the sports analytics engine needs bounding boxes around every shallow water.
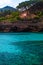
[0,32,43,65]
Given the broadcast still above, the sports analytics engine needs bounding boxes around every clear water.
[0,32,43,65]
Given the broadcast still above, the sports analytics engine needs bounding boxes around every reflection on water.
[0,33,43,65]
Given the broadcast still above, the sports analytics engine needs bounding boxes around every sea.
[0,32,43,65]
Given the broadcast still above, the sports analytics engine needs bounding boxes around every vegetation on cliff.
[0,1,43,32]
[0,1,43,22]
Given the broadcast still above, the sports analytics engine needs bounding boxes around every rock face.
[0,18,43,32]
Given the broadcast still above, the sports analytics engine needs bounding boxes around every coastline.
[0,20,43,32]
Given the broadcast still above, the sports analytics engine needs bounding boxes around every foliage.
[16,1,36,10]
[30,0,43,2]
[0,11,20,22]
[35,11,43,18]
[0,1,43,22]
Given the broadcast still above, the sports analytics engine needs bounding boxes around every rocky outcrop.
[0,17,43,32]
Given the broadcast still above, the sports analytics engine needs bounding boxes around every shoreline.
[0,21,43,32]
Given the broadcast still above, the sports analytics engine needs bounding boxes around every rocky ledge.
[0,18,43,32]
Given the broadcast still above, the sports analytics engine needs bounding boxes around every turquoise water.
[0,33,43,65]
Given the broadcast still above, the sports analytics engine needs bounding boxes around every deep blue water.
[0,33,43,65]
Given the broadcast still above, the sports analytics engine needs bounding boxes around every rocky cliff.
[0,1,43,32]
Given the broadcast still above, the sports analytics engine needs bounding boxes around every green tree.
[3,10,11,16]
[30,0,43,2]
[11,11,19,17]
[16,1,36,10]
